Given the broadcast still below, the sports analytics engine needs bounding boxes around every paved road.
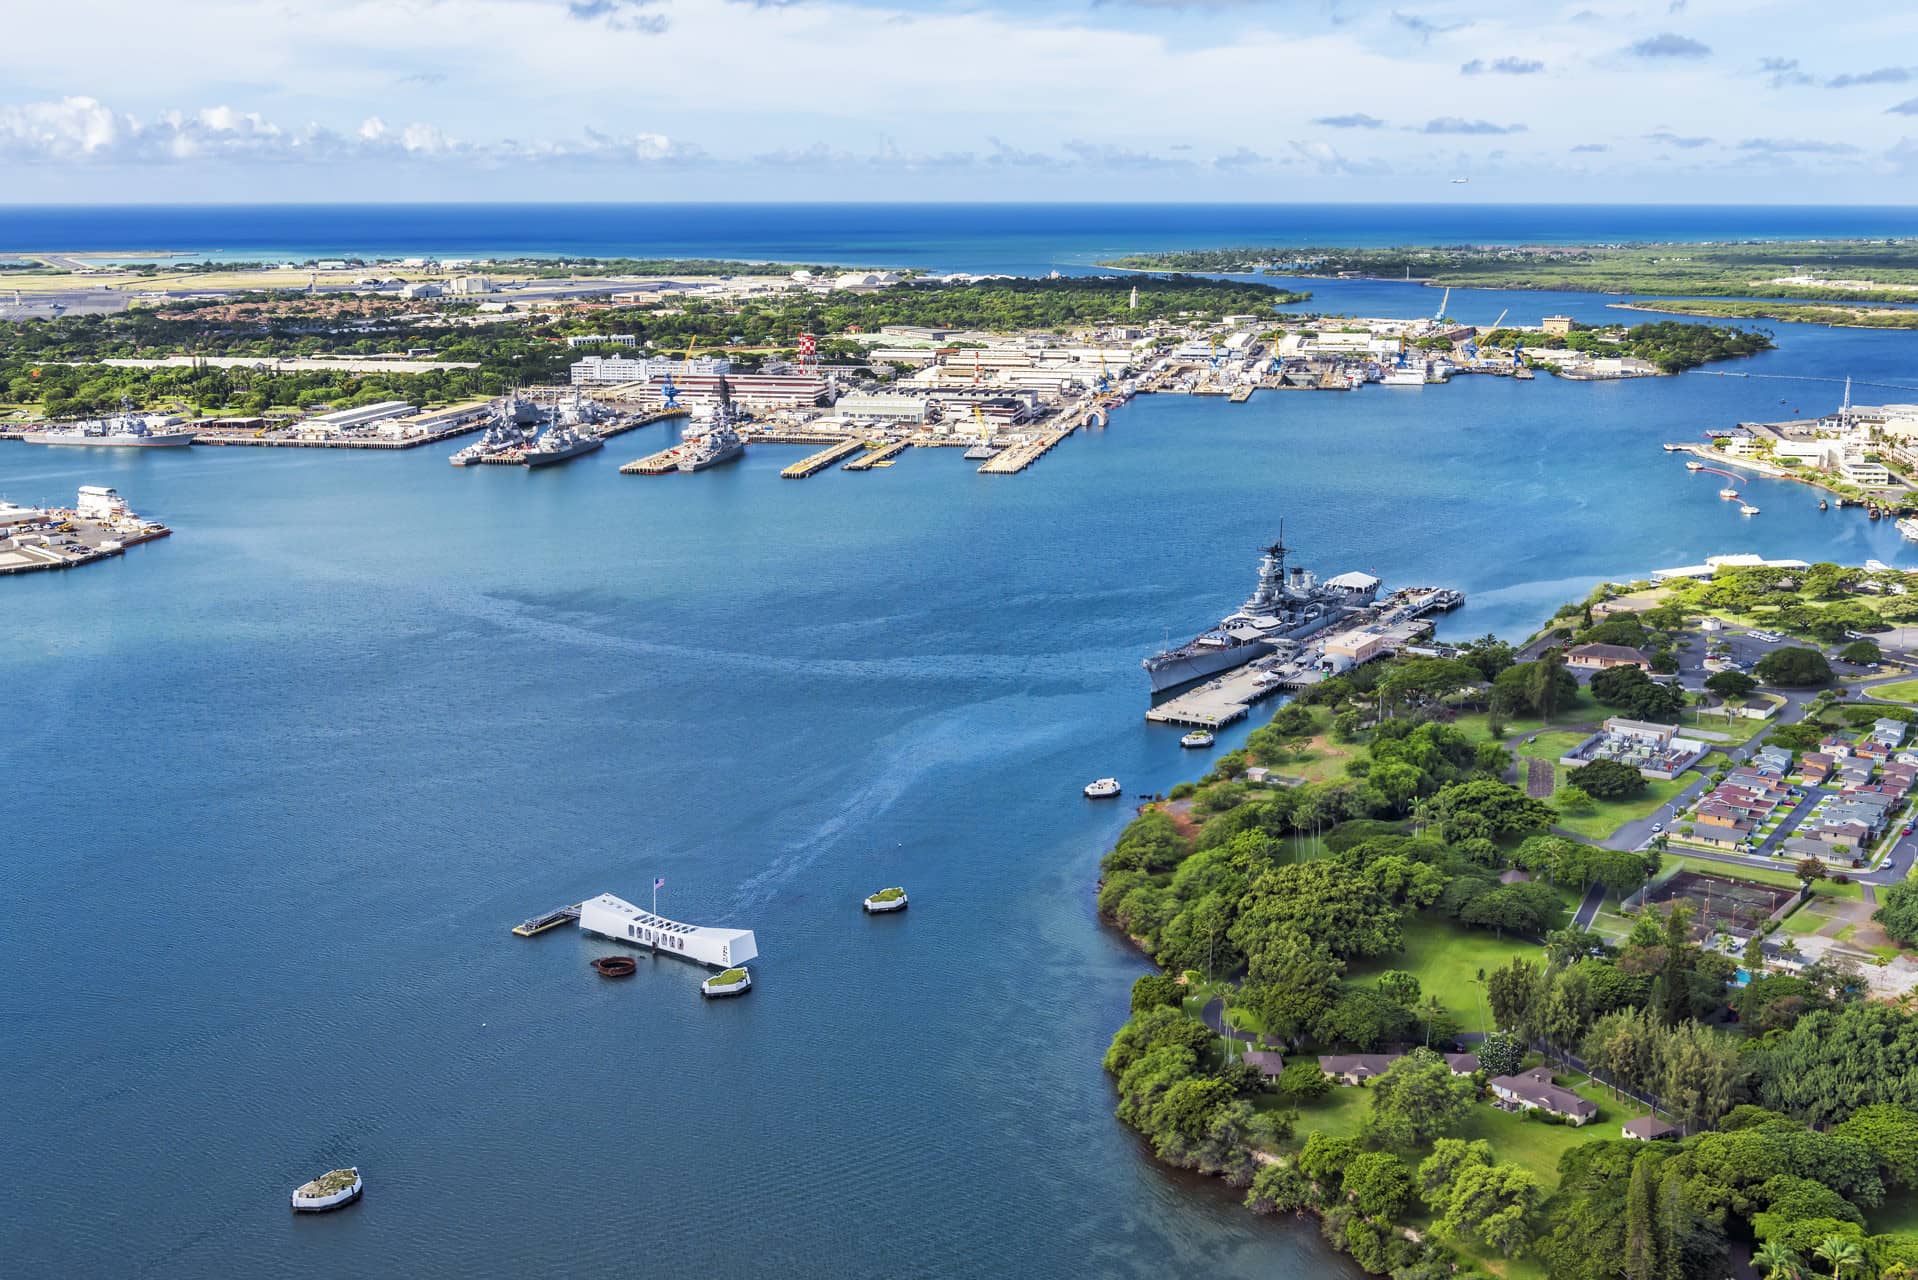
[1572,882,1608,931]
[1200,996,1256,1045]
[1595,627,1918,887]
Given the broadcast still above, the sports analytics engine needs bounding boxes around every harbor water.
[6,262,1918,1275]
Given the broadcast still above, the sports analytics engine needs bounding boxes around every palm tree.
[1813,1235,1864,1279]
[1752,1239,1805,1280]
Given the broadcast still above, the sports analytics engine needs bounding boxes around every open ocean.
[3,201,1918,274]
[4,205,1918,1278]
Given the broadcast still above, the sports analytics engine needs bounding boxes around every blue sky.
[3,0,1917,202]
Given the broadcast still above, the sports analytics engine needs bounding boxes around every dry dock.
[843,440,909,471]
[782,438,865,478]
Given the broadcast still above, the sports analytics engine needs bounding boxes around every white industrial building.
[834,393,931,424]
[578,893,757,969]
[565,334,639,349]
[306,400,416,432]
[570,355,732,385]
[398,282,442,300]
[447,275,494,295]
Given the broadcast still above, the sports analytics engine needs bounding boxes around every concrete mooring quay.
[1144,588,1462,729]
[843,440,909,471]
[781,438,865,478]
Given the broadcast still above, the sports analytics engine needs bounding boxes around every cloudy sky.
[4,0,1917,202]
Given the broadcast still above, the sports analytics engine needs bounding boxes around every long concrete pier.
[782,438,865,478]
[620,445,684,475]
[978,428,1069,474]
[843,440,909,471]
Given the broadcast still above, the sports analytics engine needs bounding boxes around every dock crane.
[1095,349,1111,394]
[660,335,696,410]
[1434,286,1450,323]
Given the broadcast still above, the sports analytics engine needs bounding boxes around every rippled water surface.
[6,273,1918,1277]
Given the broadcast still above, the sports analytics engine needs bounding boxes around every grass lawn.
[1782,906,1827,935]
[1452,690,1606,747]
[1267,735,1358,785]
[1866,678,1918,705]
[1279,1067,1635,1280]
[1346,918,1541,1032]
[1681,710,1775,746]
[1871,1189,1918,1237]
[1557,774,1691,841]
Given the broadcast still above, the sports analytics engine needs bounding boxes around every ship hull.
[522,438,605,469]
[24,433,197,447]
[1144,640,1273,694]
[678,442,745,472]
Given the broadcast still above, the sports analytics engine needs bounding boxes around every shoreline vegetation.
[1479,321,1772,374]
[1096,239,1918,304]
[1611,299,1918,331]
[1096,600,1918,1278]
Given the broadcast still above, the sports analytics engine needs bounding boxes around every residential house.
[1241,1049,1286,1080]
[1799,753,1836,785]
[1565,643,1652,672]
[1874,718,1909,748]
[1623,1116,1679,1142]
[1318,1054,1402,1085]
[1444,1053,1481,1076]
[1489,1068,1598,1125]
[1754,746,1794,773]
[1809,819,1872,852]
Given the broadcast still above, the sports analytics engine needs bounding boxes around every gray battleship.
[24,401,196,448]
[677,376,746,472]
[449,396,550,465]
[1143,531,1379,693]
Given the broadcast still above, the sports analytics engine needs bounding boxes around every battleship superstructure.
[24,402,196,448]
[522,417,606,468]
[449,396,550,465]
[676,376,746,472]
[1143,530,1379,693]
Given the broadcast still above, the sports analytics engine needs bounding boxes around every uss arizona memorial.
[579,892,758,969]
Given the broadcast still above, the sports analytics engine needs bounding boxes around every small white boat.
[863,887,908,913]
[290,1168,362,1213]
[1180,730,1216,749]
[1740,504,1760,516]
[701,967,752,997]
[1083,777,1122,799]
[1685,461,1704,471]
[1719,488,1739,500]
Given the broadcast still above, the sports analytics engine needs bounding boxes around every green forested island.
[1480,321,1774,374]
[1615,299,1918,332]
[1098,618,1918,1279]
[1099,240,1918,302]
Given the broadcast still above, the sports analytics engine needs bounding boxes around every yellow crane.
[972,404,991,445]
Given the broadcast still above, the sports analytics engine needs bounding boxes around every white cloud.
[0,95,700,166]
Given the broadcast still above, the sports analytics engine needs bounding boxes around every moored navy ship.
[677,375,746,472]
[521,415,606,468]
[24,401,197,448]
[449,396,548,465]
[1143,530,1379,694]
